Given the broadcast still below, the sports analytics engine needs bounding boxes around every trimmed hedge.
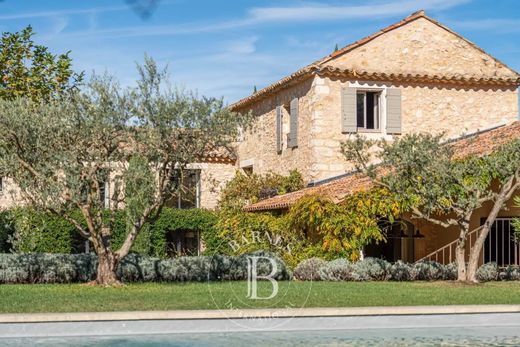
[0,251,290,284]
[295,258,460,281]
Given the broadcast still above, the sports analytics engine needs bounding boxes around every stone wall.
[233,15,519,184]
[0,178,24,210]
[197,162,237,210]
[310,75,518,181]
[328,17,518,80]
[235,78,316,179]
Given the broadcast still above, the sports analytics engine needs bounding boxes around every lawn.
[1,281,520,313]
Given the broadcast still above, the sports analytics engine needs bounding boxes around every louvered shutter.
[341,87,357,133]
[275,106,282,153]
[386,88,402,134]
[288,98,299,148]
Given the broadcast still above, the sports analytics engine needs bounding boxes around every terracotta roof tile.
[243,121,520,212]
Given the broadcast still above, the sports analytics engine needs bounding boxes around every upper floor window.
[168,169,201,209]
[356,91,380,131]
[341,87,401,135]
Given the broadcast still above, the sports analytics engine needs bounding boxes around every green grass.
[1,281,520,313]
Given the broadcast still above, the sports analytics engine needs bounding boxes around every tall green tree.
[342,133,520,282]
[0,26,82,100]
[0,57,252,285]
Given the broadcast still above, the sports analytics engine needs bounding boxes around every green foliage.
[7,208,78,253]
[476,262,499,282]
[287,189,406,260]
[149,207,217,258]
[0,56,253,283]
[411,261,456,281]
[513,196,520,238]
[0,26,83,100]
[218,170,304,210]
[293,257,327,281]
[293,258,459,282]
[0,251,290,284]
[0,207,216,258]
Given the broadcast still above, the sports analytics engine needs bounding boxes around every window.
[242,166,253,176]
[356,91,380,130]
[99,179,109,208]
[167,169,201,209]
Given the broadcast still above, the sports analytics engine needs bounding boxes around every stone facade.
[233,15,519,184]
[236,78,316,179]
[197,162,237,209]
[327,17,518,80]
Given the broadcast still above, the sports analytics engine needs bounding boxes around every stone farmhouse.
[0,11,519,262]
[230,10,520,265]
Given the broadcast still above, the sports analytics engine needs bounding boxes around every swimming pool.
[2,326,520,346]
[1,310,520,346]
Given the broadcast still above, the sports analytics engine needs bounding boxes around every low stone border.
[1,305,520,323]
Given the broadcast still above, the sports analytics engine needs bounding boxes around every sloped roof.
[243,121,520,212]
[230,10,520,112]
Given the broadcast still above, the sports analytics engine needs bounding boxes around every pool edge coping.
[2,305,520,323]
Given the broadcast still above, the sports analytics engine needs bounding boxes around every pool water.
[3,326,520,346]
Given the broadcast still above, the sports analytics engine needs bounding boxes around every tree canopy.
[0,26,82,100]
[0,57,252,285]
[342,132,520,281]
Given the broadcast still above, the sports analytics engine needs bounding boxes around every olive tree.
[342,133,520,282]
[0,58,251,285]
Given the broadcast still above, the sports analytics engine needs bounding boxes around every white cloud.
[451,18,520,33]
[44,0,472,40]
[0,5,128,21]
[247,0,471,22]
[49,16,69,36]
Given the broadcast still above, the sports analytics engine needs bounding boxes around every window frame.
[356,89,382,133]
[170,169,201,209]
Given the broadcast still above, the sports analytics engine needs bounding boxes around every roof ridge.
[230,10,519,111]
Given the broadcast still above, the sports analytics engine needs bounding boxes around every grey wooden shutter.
[288,98,299,148]
[386,88,402,134]
[275,106,282,153]
[341,87,357,133]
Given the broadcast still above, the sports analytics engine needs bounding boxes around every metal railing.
[415,219,518,265]
[416,227,482,264]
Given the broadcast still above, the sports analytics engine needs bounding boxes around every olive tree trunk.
[90,226,122,286]
[96,251,121,286]
[466,176,518,282]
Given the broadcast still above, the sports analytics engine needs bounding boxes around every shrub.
[0,253,97,283]
[499,265,520,281]
[159,256,217,282]
[351,257,391,281]
[318,258,354,281]
[443,262,458,280]
[410,261,446,281]
[0,251,290,284]
[293,258,326,281]
[117,253,160,282]
[0,207,217,258]
[476,262,498,282]
[388,261,413,281]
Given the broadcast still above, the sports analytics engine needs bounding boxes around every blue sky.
[1,0,519,103]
